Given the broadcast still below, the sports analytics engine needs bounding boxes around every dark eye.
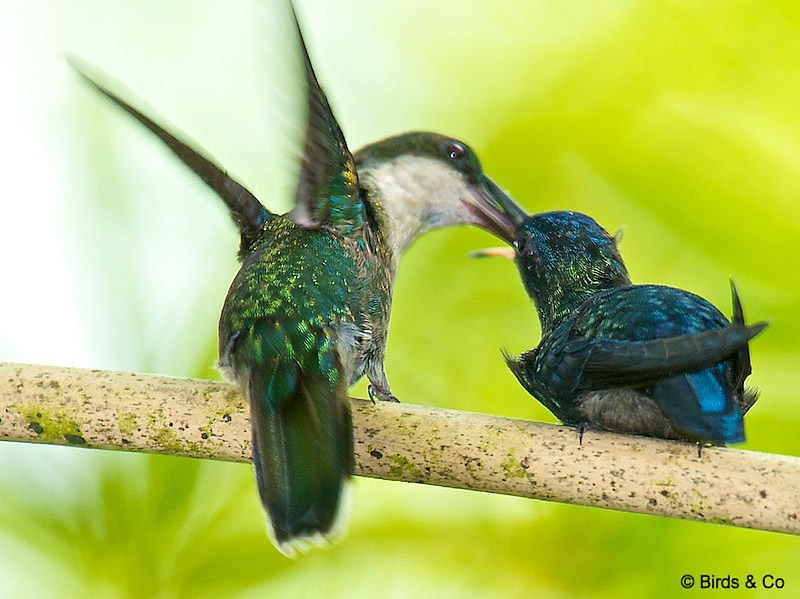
[447,142,465,160]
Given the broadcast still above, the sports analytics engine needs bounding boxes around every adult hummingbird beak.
[484,176,529,236]
[463,175,523,242]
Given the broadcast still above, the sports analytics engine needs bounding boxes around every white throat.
[359,155,474,257]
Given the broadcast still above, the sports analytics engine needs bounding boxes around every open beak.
[463,175,529,243]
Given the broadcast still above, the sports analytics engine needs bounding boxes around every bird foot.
[368,384,400,404]
[695,441,717,458]
[577,422,591,445]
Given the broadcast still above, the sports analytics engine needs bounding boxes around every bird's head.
[354,132,516,254]
[473,205,631,329]
[514,211,631,318]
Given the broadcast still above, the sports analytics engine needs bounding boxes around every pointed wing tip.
[287,0,362,231]
[65,54,111,94]
[288,0,313,80]
[64,52,87,72]
[748,321,768,338]
[64,52,81,70]
[65,56,135,112]
[67,55,272,249]
[65,54,101,88]
[729,278,746,322]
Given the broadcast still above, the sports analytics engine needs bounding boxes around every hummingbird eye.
[447,143,465,160]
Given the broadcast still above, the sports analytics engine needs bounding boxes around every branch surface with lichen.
[1,362,798,535]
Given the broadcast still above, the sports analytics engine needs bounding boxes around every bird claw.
[577,422,590,445]
[368,384,400,404]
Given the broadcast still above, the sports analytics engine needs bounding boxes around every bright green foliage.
[1,0,799,597]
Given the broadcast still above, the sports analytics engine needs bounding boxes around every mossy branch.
[1,361,798,535]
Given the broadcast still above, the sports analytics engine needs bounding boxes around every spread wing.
[69,56,271,257]
[287,7,364,233]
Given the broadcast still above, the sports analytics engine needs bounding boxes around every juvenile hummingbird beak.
[463,175,520,242]
[468,246,516,260]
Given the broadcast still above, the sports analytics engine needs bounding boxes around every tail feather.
[651,367,744,444]
[729,280,760,396]
[739,385,759,415]
[247,323,353,556]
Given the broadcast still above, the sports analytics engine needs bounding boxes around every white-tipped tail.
[267,479,353,558]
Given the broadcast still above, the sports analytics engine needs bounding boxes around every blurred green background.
[1,0,799,597]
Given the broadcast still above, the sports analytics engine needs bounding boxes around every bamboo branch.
[1,361,798,535]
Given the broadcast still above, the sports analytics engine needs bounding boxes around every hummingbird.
[71,8,515,555]
[474,203,766,445]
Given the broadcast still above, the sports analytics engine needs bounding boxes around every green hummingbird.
[71,8,514,555]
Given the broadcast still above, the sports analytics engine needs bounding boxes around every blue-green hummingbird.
[474,202,765,446]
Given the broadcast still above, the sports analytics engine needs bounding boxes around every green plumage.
[221,220,363,337]
[71,4,516,555]
[218,209,388,551]
[237,315,352,546]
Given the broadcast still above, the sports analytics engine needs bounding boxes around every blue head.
[512,211,631,330]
